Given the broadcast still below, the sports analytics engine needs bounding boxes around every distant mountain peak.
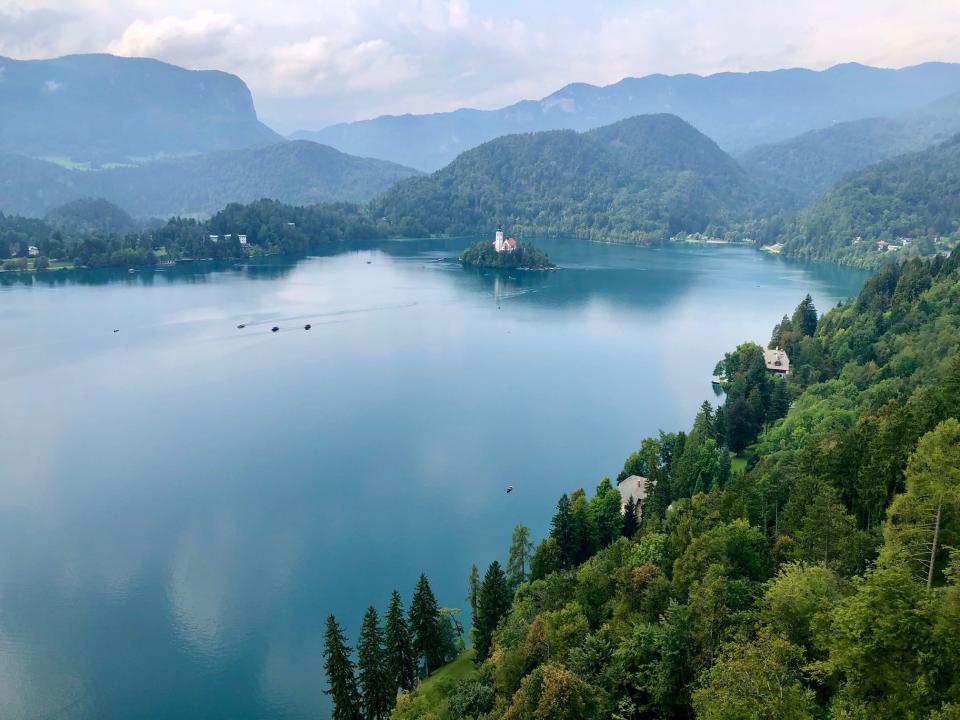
[0,53,281,165]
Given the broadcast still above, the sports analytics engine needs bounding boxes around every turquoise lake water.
[0,239,867,719]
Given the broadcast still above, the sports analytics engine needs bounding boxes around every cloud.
[1,0,960,131]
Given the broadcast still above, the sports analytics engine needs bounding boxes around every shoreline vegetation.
[325,247,960,720]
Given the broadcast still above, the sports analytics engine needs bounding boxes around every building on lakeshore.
[27,246,39,257]
[618,475,648,518]
[209,235,219,243]
[764,347,790,376]
[238,234,248,246]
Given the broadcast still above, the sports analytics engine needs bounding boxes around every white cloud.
[2,0,960,131]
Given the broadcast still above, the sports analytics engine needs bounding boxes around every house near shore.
[764,347,790,376]
[27,246,39,257]
[618,475,648,518]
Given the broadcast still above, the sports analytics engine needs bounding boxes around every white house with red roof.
[493,227,517,253]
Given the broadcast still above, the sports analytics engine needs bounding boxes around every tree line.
[372,247,960,719]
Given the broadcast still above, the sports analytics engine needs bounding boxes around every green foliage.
[410,574,444,675]
[692,632,816,720]
[371,115,770,243]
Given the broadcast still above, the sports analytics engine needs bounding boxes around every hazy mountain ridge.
[295,62,960,171]
[0,53,281,165]
[370,114,773,242]
[0,141,421,218]
[740,91,960,206]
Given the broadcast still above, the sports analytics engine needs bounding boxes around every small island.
[460,228,556,270]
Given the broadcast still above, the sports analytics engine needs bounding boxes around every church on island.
[493,227,517,253]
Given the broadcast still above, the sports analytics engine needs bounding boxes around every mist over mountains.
[295,62,960,171]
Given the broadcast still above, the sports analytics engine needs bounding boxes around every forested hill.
[0,54,280,165]
[350,249,960,720]
[371,114,772,243]
[740,91,960,206]
[0,141,420,218]
[296,62,960,171]
[773,133,960,266]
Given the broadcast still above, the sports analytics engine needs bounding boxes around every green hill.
[740,91,960,206]
[774,133,960,266]
[372,114,772,243]
[0,141,420,218]
[297,62,960,171]
[45,198,137,235]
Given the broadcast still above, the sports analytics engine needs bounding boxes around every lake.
[0,239,866,719]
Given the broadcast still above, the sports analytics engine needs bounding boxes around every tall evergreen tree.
[323,614,362,720]
[550,493,576,569]
[384,590,417,698]
[591,477,624,547]
[356,606,390,720]
[507,525,533,590]
[791,294,818,337]
[409,573,442,675]
[474,560,511,662]
[466,564,480,629]
[622,496,639,538]
[570,488,599,564]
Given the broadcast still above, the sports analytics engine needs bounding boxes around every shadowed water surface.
[0,239,867,719]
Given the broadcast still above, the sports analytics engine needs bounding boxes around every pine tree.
[466,564,480,629]
[570,488,599,564]
[475,560,511,662]
[409,573,442,675]
[791,294,818,337]
[357,606,390,720]
[507,525,533,590]
[550,493,576,569]
[323,615,362,720]
[384,590,417,698]
[622,496,639,538]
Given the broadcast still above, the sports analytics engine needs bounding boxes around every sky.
[2,0,960,133]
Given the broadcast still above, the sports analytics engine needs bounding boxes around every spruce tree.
[409,573,442,675]
[622,496,639,538]
[467,564,480,629]
[474,560,511,662]
[357,606,390,720]
[550,493,576,569]
[506,525,533,591]
[384,590,417,697]
[323,615,362,720]
[791,294,818,336]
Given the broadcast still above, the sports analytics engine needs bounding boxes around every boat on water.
[271,326,279,333]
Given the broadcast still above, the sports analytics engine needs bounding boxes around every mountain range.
[295,62,960,171]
